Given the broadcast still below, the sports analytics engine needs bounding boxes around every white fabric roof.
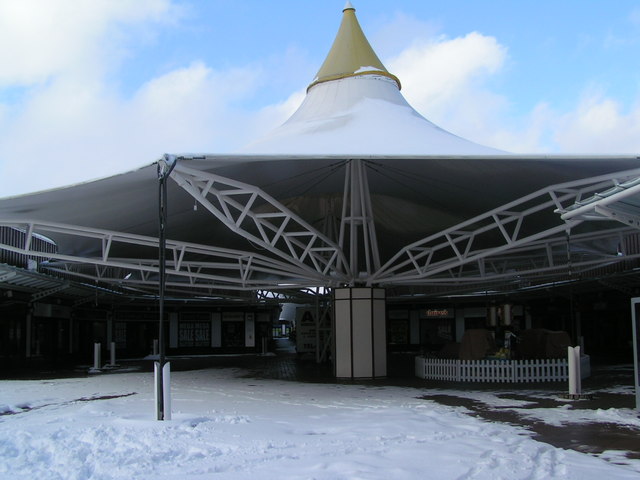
[1,4,640,297]
[2,153,639,260]
[241,75,502,156]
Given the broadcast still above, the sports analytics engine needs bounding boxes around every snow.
[420,386,640,428]
[511,404,640,428]
[240,75,504,155]
[425,385,640,428]
[354,66,384,74]
[1,367,639,479]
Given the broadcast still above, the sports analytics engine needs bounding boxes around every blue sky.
[1,0,639,196]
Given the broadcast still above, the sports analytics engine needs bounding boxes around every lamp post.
[156,154,177,420]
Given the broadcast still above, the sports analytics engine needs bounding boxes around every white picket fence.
[415,356,590,383]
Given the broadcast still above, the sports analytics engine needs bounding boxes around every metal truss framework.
[3,161,640,300]
[560,174,640,228]
[370,167,640,287]
[171,162,350,283]
[0,220,331,297]
[338,159,381,277]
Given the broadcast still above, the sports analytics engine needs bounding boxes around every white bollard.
[154,362,171,420]
[110,341,116,366]
[574,346,582,394]
[502,304,512,326]
[568,346,576,395]
[163,363,171,420]
[568,346,582,396]
[94,342,101,370]
[488,306,497,327]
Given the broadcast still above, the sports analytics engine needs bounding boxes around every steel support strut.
[156,154,177,420]
[338,159,380,282]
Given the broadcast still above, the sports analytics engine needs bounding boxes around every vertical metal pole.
[349,161,359,277]
[337,159,379,283]
[157,169,166,420]
[156,155,177,421]
[358,160,380,273]
[315,292,320,364]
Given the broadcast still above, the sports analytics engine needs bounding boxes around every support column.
[245,313,255,348]
[333,287,386,378]
[455,308,465,342]
[106,312,113,356]
[25,307,33,358]
[211,313,222,348]
[169,312,178,349]
[69,316,74,355]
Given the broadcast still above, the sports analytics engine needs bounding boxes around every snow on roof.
[240,4,502,156]
[241,74,503,155]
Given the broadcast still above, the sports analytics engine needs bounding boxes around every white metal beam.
[170,163,350,282]
[371,168,640,285]
[0,220,330,290]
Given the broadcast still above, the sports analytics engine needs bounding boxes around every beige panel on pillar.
[334,291,352,378]
[333,287,386,378]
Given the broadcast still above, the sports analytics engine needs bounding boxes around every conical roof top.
[308,2,401,91]
[240,3,503,155]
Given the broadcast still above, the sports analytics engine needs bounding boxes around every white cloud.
[0,0,297,197]
[389,32,506,110]
[2,3,640,199]
[553,94,640,153]
[0,59,285,196]
[486,103,557,153]
[128,61,265,150]
[387,31,511,149]
[0,0,175,86]
[0,0,189,195]
[386,31,640,155]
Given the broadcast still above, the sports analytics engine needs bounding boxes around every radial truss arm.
[371,168,640,285]
[170,162,350,282]
[560,175,640,228]
[0,220,329,292]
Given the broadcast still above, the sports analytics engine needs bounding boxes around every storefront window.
[179,321,211,347]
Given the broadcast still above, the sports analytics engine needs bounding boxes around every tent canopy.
[1,5,640,301]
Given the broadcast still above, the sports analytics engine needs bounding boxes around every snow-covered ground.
[1,366,639,480]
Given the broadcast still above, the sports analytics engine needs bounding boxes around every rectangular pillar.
[245,313,255,348]
[169,312,179,349]
[211,313,222,348]
[455,308,465,342]
[25,309,32,358]
[409,310,420,345]
[333,287,386,378]
[106,314,113,350]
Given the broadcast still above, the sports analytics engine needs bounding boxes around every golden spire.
[308,2,401,92]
